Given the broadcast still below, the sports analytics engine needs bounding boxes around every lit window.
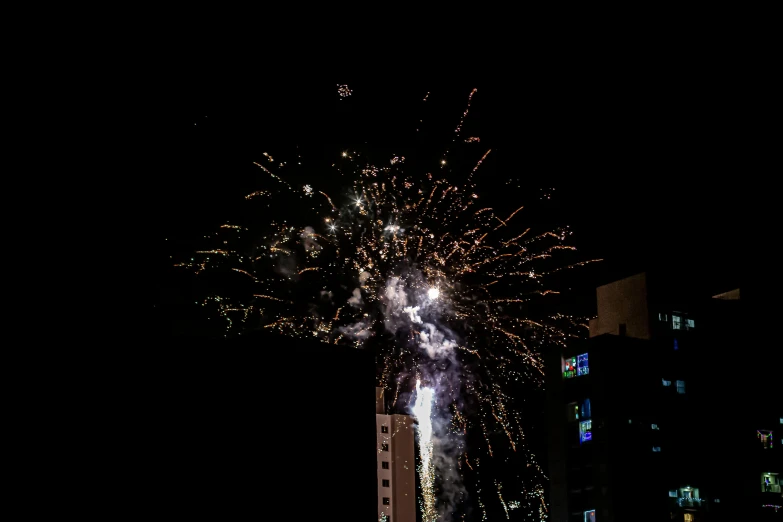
[382,461,389,469]
[583,509,596,522]
[662,379,671,387]
[381,443,389,452]
[673,339,679,351]
[658,313,668,321]
[580,420,592,444]
[672,315,681,329]
[714,499,720,503]
[382,479,390,487]
[687,319,695,328]
[668,490,677,497]
[652,424,659,430]
[563,353,589,379]
[762,473,781,493]
[383,497,390,505]
[758,430,774,449]
[381,425,389,433]
[676,380,685,394]
[567,398,591,422]
[652,446,661,452]
[684,514,694,522]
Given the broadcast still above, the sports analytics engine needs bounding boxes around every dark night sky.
[144,80,744,337]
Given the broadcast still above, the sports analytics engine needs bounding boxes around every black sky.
[145,80,744,337]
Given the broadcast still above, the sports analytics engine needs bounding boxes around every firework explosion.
[175,88,598,520]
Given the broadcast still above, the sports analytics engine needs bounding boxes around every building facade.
[547,273,777,521]
[376,387,416,522]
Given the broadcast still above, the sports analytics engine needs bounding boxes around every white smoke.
[337,319,372,341]
[348,288,363,307]
[379,269,466,517]
[418,323,458,359]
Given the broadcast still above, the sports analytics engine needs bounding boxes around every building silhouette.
[547,273,778,521]
[119,332,377,520]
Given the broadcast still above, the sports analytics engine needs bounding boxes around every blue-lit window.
[662,379,671,387]
[676,380,686,394]
[580,420,592,444]
[673,339,679,351]
[567,398,592,422]
[563,353,589,379]
[583,509,596,522]
[652,446,661,452]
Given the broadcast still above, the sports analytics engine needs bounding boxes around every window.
[668,490,677,497]
[687,318,695,328]
[567,398,591,422]
[381,425,389,433]
[652,446,661,452]
[382,461,389,469]
[583,509,596,522]
[672,315,681,329]
[652,423,659,430]
[382,443,389,452]
[382,479,390,487]
[758,430,774,449]
[383,497,390,505]
[762,473,781,493]
[563,353,589,379]
[673,339,679,351]
[684,514,694,522]
[658,312,668,321]
[662,379,671,387]
[580,420,592,444]
[676,380,686,394]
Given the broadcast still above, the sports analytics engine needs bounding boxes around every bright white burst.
[428,287,440,300]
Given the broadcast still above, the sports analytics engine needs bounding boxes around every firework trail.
[176,88,598,520]
[413,380,436,521]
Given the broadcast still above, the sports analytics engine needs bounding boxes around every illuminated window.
[382,461,389,469]
[676,380,686,394]
[567,398,591,422]
[383,497,390,505]
[672,315,681,329]
[668,490,677,497]
[687,319,695,328]
[662,379,671,387]
[761,473,780,493]
[563,353,589,379]
[684,514,694,522]
[583,509,596,522]
[652,424,659,430]
[758,430,774,449]
[382,479,390,487]
[652,446,661,452]
[382,443,389,451]
[673,339,679,351]
[658,313,668,321]
[381,425,389,433]
[580,420,592,444]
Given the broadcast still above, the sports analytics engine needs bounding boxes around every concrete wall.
[376,412,416,522]
[589,272,650,340]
